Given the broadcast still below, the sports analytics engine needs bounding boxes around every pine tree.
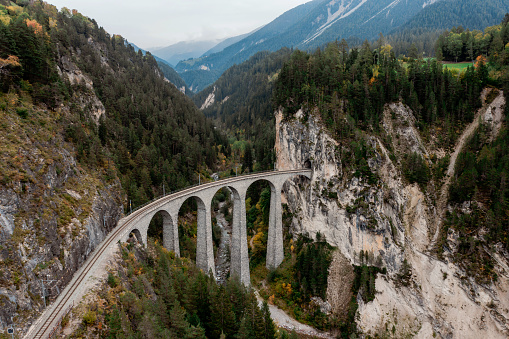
[186,325,207,339]
[209,286,237,338]
[261,301,276,339]
[169,302,192,338]
[236,315,253,339]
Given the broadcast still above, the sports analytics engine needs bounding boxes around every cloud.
[47,0,311,49]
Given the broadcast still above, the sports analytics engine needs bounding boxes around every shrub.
[83,310,97,326]
[16,107,28,119]
[107,272,118,288]
[402,152,430,187]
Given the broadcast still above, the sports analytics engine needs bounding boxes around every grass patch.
[442,61,474,72]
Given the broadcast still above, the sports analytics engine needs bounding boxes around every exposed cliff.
[0,91,124,334]
[276,95,509,338]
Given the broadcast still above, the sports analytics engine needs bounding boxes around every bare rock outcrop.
[57,53,106,123]
[0,100,124,334]
[276,100,509,338]
[326,250,355,320]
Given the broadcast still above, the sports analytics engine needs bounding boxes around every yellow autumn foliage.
[252,231,264,248]
[0,55,21,69]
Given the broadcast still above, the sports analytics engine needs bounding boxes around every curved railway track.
[26,169,310,338]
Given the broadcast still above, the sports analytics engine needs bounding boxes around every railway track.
[25,169,310,338]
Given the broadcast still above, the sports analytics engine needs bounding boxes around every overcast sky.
[46,0,312,49]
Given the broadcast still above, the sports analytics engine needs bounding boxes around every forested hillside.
[397,0,509,33]
[435,16,509,62]
[194,49,292,172]
[157,60,192,95]
[70,242,277,339]
[274,40,484,133]
[1,1,229,210]
[176,0,509,92]
[57,15,228,208]
[0,1,231,332]
[385,0,509,57]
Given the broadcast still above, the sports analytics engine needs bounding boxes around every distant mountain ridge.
[202,32,254,57]
[176,0,508,93]
[128,41,190,93]
[150,40,224,66]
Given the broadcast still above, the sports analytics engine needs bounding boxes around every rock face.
[58,56,106,122]
[276,104,509,338]
[0,100,123,334]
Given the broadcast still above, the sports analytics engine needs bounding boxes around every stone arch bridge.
[121,169,311,286]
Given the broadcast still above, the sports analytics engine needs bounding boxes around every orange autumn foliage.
[0,55,21,69]
[25,19,43,35]
[474,55,487,69]
[268,294,275,304]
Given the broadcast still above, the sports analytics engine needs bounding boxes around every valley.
[0,0,508,338]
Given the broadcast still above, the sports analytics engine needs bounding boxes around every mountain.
[394,0,509,32]
[271,19,509,336]
[176,0,509,92]
[202,31,254,57]
[0,1,227,333]
[128,41,190,92]
[150,39,225,66]
[175,0,323,92]
[128,41,172,65]
[193,48,293,170]
[157,61,192,95]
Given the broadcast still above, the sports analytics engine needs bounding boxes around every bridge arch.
[148,210,179,256]
[176,194,216,277]
[129,228,144,244]
[246,173,310,270]
[121,170,311,286]
[210,184,250,284]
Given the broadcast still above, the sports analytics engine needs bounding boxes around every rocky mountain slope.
[0,85,124,334]
[276,92,509,337]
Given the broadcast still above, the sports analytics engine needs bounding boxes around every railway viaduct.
[122,169,312,285]
[26,169,311,338]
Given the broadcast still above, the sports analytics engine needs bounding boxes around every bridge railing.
[125,168,309,216]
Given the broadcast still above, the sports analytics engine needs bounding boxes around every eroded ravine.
[214,201,231,284]
[432,90,505,244]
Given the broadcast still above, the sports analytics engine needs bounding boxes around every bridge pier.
[162,211,180,256]
[196,198,216,277]
[266,182,284,269]
[230,188,250,286]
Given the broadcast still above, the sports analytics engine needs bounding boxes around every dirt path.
[432,90,505,243]
[254,292,334,339]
